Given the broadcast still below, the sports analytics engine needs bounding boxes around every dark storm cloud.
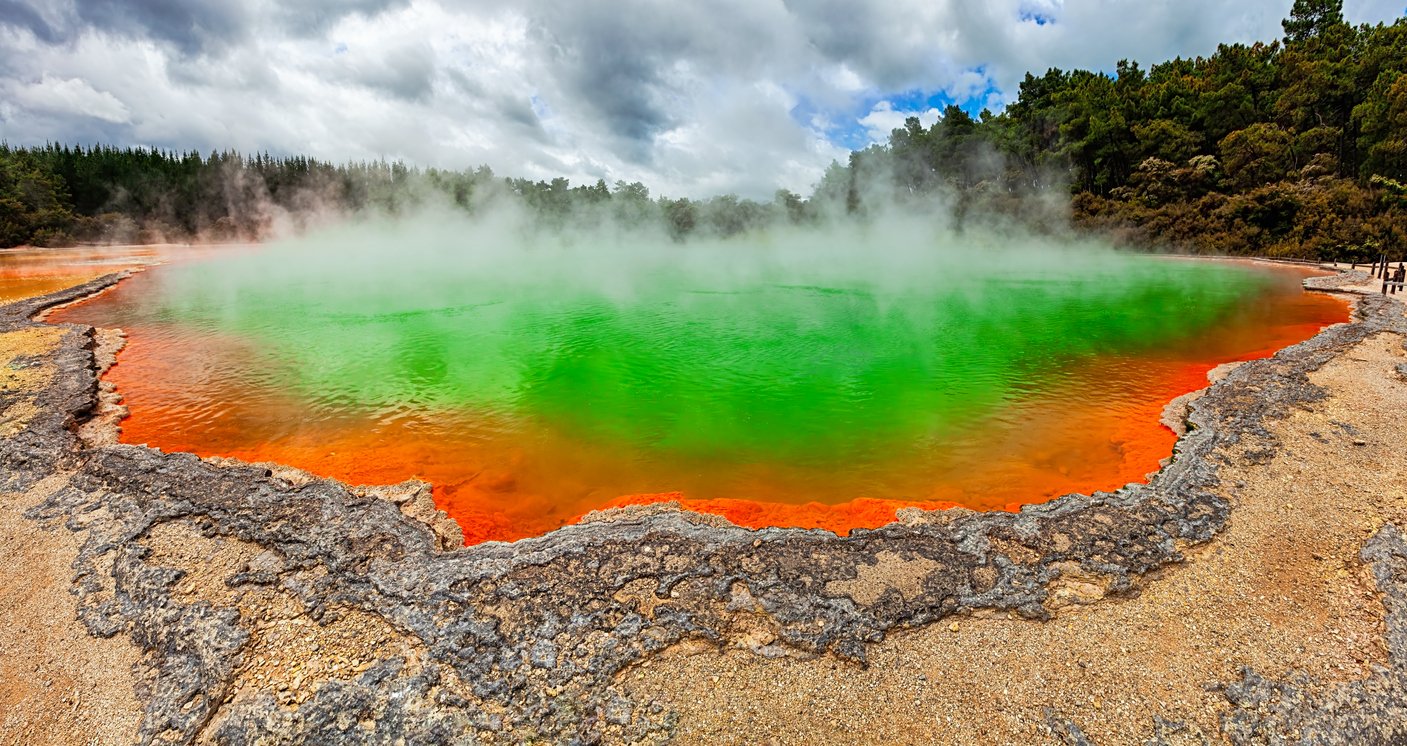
[275,0,412,35]
[46,0,252,55]
[84,0,251,53]
[497,96,547,137]
[0,0,407,55]
[443,67,546,141]
[0,0,63,43]
[0,0,248,55]
[567,48,671,154]
[520,0,787,157]
[524,5,681,153]
[780,0,1010,93]
[782,0,885,74]
[338,41,438,102]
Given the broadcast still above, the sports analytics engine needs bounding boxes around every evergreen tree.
[1282,0,1347,44]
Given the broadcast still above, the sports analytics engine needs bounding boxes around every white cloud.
[8,74,131,124]
[0,0,1402,198]
[858,101,942,144]
[826,64,868,93]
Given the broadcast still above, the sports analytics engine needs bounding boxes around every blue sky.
[800,87,992,151]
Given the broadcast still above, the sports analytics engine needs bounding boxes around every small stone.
[948,622,960,633]
[530,640,558,669]
[1353,439,1368,446]
[603,696,634,726]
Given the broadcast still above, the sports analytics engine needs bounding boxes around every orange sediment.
[0,245,171,304]
[101,320,1341,544]
[38,258,1351,545]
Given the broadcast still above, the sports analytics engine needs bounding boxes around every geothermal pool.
[0,245,163,304]
[44,229,1347,543]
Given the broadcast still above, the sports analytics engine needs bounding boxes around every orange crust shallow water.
[48,264,1351,545]
[102,342,1332,544]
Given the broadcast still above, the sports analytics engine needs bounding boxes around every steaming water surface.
[47,227,1348,542]
[0,245,164,303]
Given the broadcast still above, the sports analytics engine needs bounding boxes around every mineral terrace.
[1,269,1405,744]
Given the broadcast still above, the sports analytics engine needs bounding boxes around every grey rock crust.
[4,271,1405,744]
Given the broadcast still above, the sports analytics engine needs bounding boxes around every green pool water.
[53,220,1343,541]
[102,225,1269,464]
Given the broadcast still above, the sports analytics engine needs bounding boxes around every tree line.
[0,142,802,247]
[2,0,1404,259]
[838,0,1407,260]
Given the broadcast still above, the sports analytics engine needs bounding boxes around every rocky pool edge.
[2,268,1404,743]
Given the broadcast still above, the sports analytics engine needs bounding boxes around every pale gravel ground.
[0,473,145,746]
[2,266,1403,744]
[623,325,1407,745]
[0,325,143,746]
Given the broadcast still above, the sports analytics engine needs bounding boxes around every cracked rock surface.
[2,271,1405,744]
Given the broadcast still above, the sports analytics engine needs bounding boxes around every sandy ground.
[0,327,144,745]
[0,264,1403,744]
[0,474,145,746]
[623,325,1407,744]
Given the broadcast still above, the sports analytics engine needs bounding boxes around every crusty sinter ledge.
[2,269,1404,744]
